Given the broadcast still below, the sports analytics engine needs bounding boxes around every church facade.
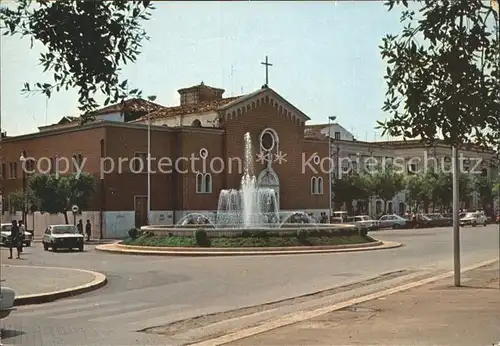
[1,83,330,237]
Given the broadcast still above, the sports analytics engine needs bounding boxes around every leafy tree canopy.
[29,173,95,223]
[0,0,154,120]
[379,0,500,148]
[7,188,40,212]
[366,166,405,205]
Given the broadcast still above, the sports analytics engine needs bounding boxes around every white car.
[0,286,16,319]
[459,212,488,227]
[1,223,33,247]
[347,215,378,230]
[378,214,407,229]
[42,225,84,252]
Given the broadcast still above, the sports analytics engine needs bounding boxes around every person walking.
[8,220,22,259]
[77,220,83,235]
[18,220,25,253]
[85,220,92,242]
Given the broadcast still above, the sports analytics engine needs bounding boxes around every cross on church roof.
[261,55,273,88]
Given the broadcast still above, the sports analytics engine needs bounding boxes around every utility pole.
[452,146,461,286]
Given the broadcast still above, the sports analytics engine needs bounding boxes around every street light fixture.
[328,116,337,222]
[19,150,27,225]
[146,95,157,226]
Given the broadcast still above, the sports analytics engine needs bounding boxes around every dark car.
[425,213,451,227]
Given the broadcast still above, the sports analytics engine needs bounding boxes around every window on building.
[195,173,212,193]
[407,164,417,174]
[50,157,55,174]
[204,173,212,193]
[72,154,84,173]
[311,177,317,194]
[481,168,488,177]
[316,177,323,195]
[1,162,5,179]
[311,176,323,195]
[9,162,18,179]
[133,152,148,173]
[334,132,341,140]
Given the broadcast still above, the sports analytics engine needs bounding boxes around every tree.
[405,171,439,212]
[29,173,95,224]
[0,0,154,120]
[379,0,500,149]
[367,166,405,213]
[473,175,494,213]
[7,188,39,213]
[332,173,371,213]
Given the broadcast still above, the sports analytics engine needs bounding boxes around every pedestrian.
[77,220,83,235]
[18,220,25,253]
[8,220,22,259]
[85,220,92,242]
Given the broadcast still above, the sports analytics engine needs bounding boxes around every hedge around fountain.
[123,227,375,248]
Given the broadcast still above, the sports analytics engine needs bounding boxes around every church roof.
[131,95,243,122]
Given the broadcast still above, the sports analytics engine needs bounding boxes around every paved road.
[1,225,499,345]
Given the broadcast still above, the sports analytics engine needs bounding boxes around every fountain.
[141,132,353,237]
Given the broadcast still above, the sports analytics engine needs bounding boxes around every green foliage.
[193,229,210,247]
[0,0,154,120]
[296,229,308,242]
[128,228,139,239]
[332,173,371,209]
[8,188,39,212]
[358,228,369,237]
[379,0,500,148]
[473,175,494,210]
[366,166,405,209]
[28,173,95,222]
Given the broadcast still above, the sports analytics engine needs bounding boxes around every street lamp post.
[328,116,337,222]
[146,95,157,226]
[19,150,27,225]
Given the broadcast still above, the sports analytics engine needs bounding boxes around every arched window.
[196,173,204,193]
[204,173,212,193]
[316,177,323,195]
[191,119,202,127]
[387,202,393,214]
[399,202,406,215]
[311,177,317,194]
[481,168,487,177]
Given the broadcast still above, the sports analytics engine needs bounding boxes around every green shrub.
[296,229,308,242]
[358,228,369,237]
[194,229,210,246]
[241,230,251,238]
[252,230,269,238]
[128,228,139,239]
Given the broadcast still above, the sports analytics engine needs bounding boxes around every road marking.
[189,258,499,346]
[14,300,118,317]
[51,302,150,320]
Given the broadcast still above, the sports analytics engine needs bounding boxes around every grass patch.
[122,233,375,248]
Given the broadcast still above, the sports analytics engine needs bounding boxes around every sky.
[0,1,404,139]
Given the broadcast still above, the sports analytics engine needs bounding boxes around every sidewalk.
[229,262,500,346]
[1,264,107,305]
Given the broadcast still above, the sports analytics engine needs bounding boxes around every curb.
[190,258,499,346]
[95,240,402,256]
[5,265,108,306]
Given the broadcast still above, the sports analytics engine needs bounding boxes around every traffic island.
[1,265,107,305]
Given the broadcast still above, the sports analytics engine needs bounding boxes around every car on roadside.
[42,224,84,252]
[1,223,33,247]
[425,213,451,227]
[459,212,488,227]
[347,215,378,231]
[0,285,16,319]
[378,214,407,229]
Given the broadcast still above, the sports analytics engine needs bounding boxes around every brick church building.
[1,83,330,237]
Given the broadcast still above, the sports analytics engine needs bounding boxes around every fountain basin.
[141,223,357,238]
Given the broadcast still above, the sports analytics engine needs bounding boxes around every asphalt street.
[1,225,499,346]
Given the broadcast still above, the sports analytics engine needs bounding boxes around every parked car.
[347,215,378,231]
[0,285,16,319]
[378,214,407,229]
[460,212,488,227]
[1,223,33,247]
[424,213,451,227]
[42,225,84,252]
